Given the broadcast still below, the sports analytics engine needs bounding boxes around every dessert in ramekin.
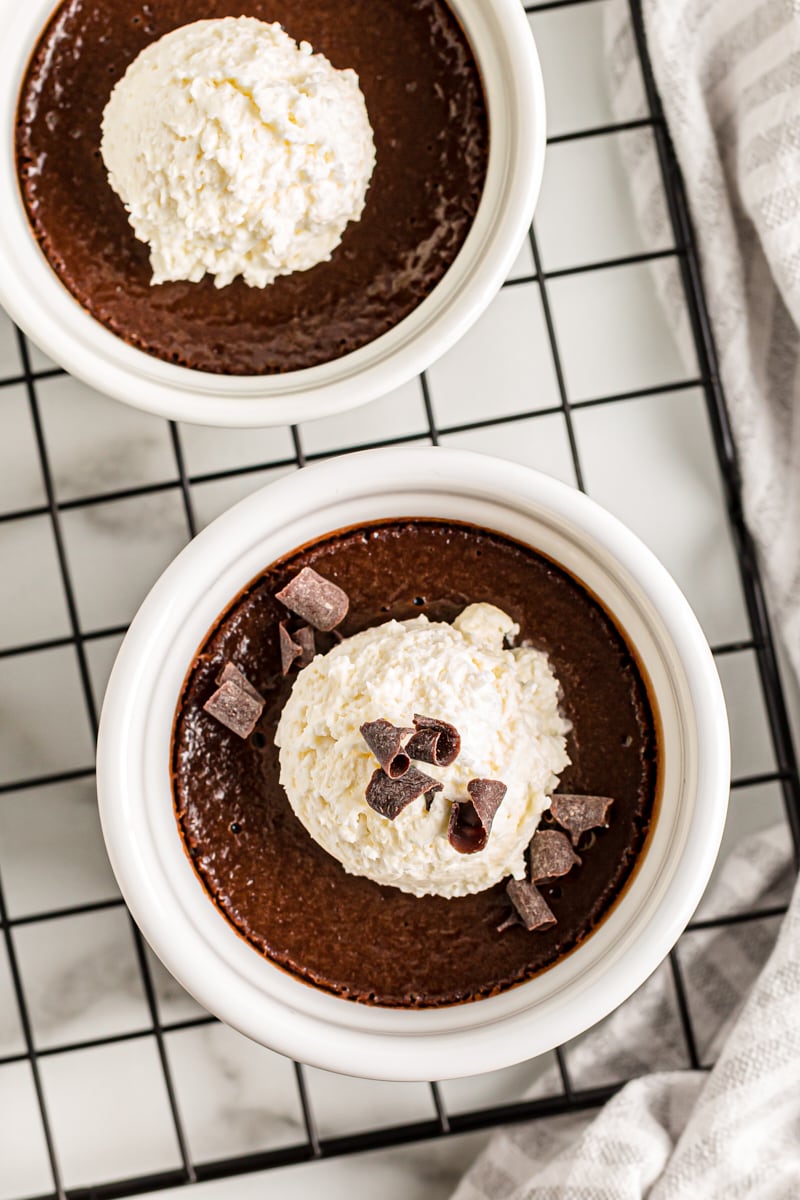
[1,0,544,425]
[97,448,730,1080]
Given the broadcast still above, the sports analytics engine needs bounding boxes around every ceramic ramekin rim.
[0,0,545,427]
[97,447,730,1080]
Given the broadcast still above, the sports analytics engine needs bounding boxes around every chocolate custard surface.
[172,522,658,1008]
[16,0,487,375]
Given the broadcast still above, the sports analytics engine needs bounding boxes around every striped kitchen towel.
[605,0,800,684]
[450,824,798,1200]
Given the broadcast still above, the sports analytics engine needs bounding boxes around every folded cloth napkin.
[451,825,798,1200]
[451,1,800,1194]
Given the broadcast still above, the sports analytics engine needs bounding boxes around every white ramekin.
[0,0,544,427]
[97,448,730,1081]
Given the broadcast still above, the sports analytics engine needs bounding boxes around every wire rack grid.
[1,0,799,1197]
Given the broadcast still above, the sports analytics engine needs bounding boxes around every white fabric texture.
[450,0,800,1194]
[451,826,798,1200]
[606,0,800,681]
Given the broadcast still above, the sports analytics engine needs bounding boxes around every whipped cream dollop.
[275,604,570,898]
[100,17,376,289]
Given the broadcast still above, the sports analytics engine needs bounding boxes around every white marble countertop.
[2,1,799,1198]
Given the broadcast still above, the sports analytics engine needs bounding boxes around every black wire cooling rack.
[1,1,800,1197]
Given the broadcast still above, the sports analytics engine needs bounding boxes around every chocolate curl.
[366,767,443,820]
[529,829,581,882]
[469,778,507,827]
[503,878,557,932]
[294,625,316,666]
[406,714,461,767]
[203,678,264,739]
[360,719,415,779]
[275,567,349,632]
[448,778,507,854]
[279,622,301,675]
[279,622,316,675]
[551,794,614,847]
[496,911,521,933]
[216,662,263,702]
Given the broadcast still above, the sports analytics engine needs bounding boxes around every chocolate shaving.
[447,801,483,854]
[275,566,349,632]
[406,714,461,767]
[504,878,557,932]
[366,766,443,820]
[279,622,316,675]
[216,662,264,703]
[360,719,414,779]
[294,625,316,666]
[468,778,507,826]
[529,829,581,881]
[405,728,441,765]
[447,779,507,854]
[279,622,302,675]
[203,679,264,739]
[551,794,614,847]
[496,911,521,933]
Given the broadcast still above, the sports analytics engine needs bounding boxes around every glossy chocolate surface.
[172,521,658,1008]
[16,1,488,375]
